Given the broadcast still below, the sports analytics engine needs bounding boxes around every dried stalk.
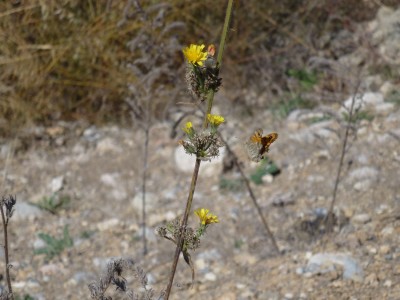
[326,76,362,231]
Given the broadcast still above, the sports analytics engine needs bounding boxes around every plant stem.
[164,1,233,298]
[326,77,361,231]
[0,204,13,299]
[142,124,149,255]
[164,159,201,299]
[203,0,232,128]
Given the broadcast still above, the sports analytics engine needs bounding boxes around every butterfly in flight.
[244,129,278,162]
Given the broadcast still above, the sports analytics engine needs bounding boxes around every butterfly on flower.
[244,129,278,162]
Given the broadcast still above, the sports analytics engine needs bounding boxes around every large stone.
[174,146,224,176]
[341,92,384,113]
[13,201,43,222]
[304,252,364,282]
[348,166,379,184]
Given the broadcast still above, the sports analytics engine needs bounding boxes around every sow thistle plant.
[179,114,225,161]
[162,34,229,297]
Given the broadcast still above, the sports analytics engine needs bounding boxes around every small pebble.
[383,280,392,287]
[284,293,294,299]
[379,245,391,255]
[352,214,371,224]
[204,272,217,281]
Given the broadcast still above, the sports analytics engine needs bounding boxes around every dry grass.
[0,0,399,136]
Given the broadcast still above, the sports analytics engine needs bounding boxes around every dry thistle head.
[157,208,219,249]
[2,195,16,221]
[156,217,201,251]
[179,116,225,160]
[183,43,222,101]
[88,258,155,300]
[179,115,225,160]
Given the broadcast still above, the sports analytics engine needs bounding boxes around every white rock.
[49,176,64,193]
[271,193,295,207]
[33,238,47,250]
[353,180,373,192]
[313,150,331,160]
[380,81,395,96]
[379,245,391,255]
[341,92,384,113]
[100,173,127,200]
[305,252,364,282]
[92,257,113,270]
[375,102,395,115]
[383,280,392,287]
[174,146,224,176]
[40,263,61,276]
[195,258,207,271]
[262,174,274,184]
[72,143,85,154]
[236,283,246,289]
[287,109,325,123]
[96,137,122,154]
[83,126,101,142]
[13,280,40,289]
[204,272,217,281]
[290,120,338,144]
[375,204,390,215]
[100,173,119,187]
[97,218,120,231]
[352,214,371,224]
[381,226,394,236]
[284,293,294,299]
[148,211,176,226]
[348,167,379,183]
[372,7,400,64]
[13,201,43,222]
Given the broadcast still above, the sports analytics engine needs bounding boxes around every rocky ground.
[0,87,399,300]
[1,5,400,300]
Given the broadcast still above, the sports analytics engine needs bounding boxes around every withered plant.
[0,195,17,300]
[121,0,184,256]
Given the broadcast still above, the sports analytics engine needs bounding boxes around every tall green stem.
[202,0,232,128]
[164,1,233,298]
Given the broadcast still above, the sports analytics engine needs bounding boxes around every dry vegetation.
[1,0,399,136]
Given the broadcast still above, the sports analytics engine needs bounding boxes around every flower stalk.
[164,1,233,298]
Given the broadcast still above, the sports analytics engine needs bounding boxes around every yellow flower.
[182,121,193,134]
[194,208,219,225]
[207,114,225,127]
[183,44,208,66]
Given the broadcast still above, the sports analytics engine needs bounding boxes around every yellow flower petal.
[182,121,193,134]
[183,44,208,66]
[207,114,225,126]
[194,208,219,225]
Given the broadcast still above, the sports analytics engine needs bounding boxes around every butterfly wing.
[245,129,278,162]
[245,129,264,162]
[260,133,278,157]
